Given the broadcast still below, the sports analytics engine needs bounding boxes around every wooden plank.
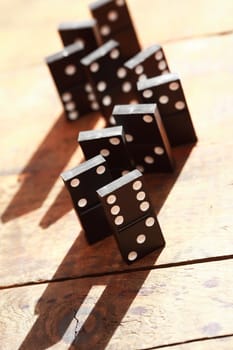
[1,0,233,70]
[0,260,233,349]
[0,34,232,287]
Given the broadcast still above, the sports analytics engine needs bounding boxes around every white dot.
[133,180,142,191]
[136,191,146,201]
[62,92,72,102]
[65,65,76,75]
[100,25,111,36]
[75,38,85,46]
[78,198,87,208]
[108,10,118,21]
[169,82,180,91]
[128,251,138,261]
[155,50,163,60]
[87,93,95,101]
[117,67,127,78]
[85,83,92,92]
[126,134,134,142]
[107,194,116,204]
[65,102,76,111]
[158,60,167,71]
[140,201,150,212]
[136,165,145,173]
[130,99,139,104]
[100,148,110,157]
[122,81,132,93]
[143,114,153,123]
[115,215,124,225]
[116,0,125,6]
[91,102,99,110]
[109,137,120,145]
[154,146,164,155]
[96,165,106,174]
[175,101,185,110]
[111,205,120,215]
[70,178,80,187]
[136,234,146,244]
[110,49,120,59]
[102,95,112,106]
[138,74,147,81]
[97,81,107,92]
[143,89,153,99]
[90,62,99,72]
[144,156,154,164]
[135,65,144,75]
[145,217,155,227]
[68,111,79,120]
[159,95,169,104]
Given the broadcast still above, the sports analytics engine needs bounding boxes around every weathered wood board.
[0,260,232,349]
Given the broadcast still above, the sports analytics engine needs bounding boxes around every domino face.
[89,0,140,58]
[78,126,134,178]
[112,104,174,172]
[124,44,170,81]
[81,40,140,121]
[137,73,198,146]
[114,214,165,263]
[58,19,102,51]
[61,155,112,213]
[61,83,99,121]
[89,0,133,37]
[81,40,128,87]
[45,42,87,90]
[61,155,113,243]
[97,169,165,263]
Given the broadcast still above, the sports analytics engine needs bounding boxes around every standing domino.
[61,155,112,243]
[97,169,165,263]
[112,103,174,173]
[137,73,197,146]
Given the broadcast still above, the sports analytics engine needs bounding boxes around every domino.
[124,44,170,81]
[78,125,135,178]
[112,103,174,173]
[60,155,112,243]
[46,42,99,120]
[58,19,102,52]
[45,42,87,90]
[97,169,165,263]
[137,73,198,146]
[81,39,140,121]
[89,0,140,59]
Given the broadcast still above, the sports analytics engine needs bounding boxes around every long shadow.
[1,112,99,223]
[18,143,195,349]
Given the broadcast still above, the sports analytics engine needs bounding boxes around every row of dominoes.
[46,0,197,263]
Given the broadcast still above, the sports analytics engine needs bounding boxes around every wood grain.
[1,0,233,71]
[0,260,232,349]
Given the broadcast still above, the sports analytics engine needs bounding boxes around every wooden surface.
[0,0,233,349]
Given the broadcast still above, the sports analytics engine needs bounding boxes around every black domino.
[58,19,102,51]
[112,103,174,173]
[78,125,134,178]
[97,169,165,263]
[137,73,198,146]
[60,155,112,243]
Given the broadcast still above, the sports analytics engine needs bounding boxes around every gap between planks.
[139,333,233,349]
[1,254,233,291]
